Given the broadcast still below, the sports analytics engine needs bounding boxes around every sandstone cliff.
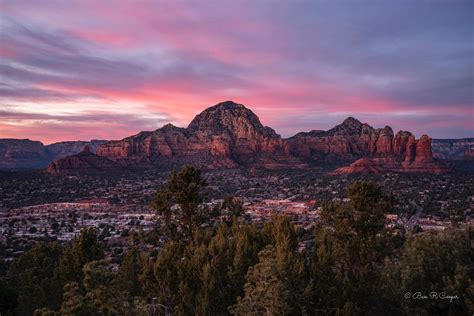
[97,101,305,169]
[335,134,449,174]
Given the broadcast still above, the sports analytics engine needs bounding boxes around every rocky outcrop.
[431,138,474,160]
[288,118,412,161]
[96,102,448,173]
[398,135,450,173]
[335,134,449,174]
[0,139,107,170]
[333,158,384,175]
[288,117,449,173]
[47,146,120,175]
[97,101,305,169]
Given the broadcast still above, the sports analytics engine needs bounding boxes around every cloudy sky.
[1,0,472,143]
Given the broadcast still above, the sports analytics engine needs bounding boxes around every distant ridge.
[0,139,107,170]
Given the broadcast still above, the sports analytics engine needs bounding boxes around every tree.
[230,245,292,315]
[399,227,473,315]
[59,282,99,316]
[152,166,210,239]
[117,248,147,299]
[55,228,104,288]
[6,242,63,315]
[83,260,128,314]
[311,181,399,314]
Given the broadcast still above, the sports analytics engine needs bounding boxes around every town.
[1,168,472,267]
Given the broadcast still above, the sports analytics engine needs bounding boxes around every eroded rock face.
[287,118,415,162]
[287,117,449,174]
[83,101,450,173]
[336,134,449,174]
[400,135,450,173]
[97,101,305,169]
[47,146,120,175]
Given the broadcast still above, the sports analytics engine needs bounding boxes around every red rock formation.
[336,134,449,174]
[47,146,120,175]
[78,101,449,174]
[400,135,450,173]
[288,116,449,173]
[97,101,306,169]
[375,126,394,156]
[333,158,384,175]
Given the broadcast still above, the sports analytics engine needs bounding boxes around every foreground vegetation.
[1,167,472,315]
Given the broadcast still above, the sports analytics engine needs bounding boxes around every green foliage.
[230,245,292,315]
[152,166,210,239]
[6,242,63,315]
[117,248,147,299]
[59,282,100,316]
[55,227,105,288]
[311,180,400,314]
[398,227,473,315]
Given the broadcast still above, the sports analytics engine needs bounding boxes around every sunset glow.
[1,1,472,143]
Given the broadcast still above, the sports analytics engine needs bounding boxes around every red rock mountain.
[47,145,120,175]
[97,101,305,169]
[45,101,449,174]
[288,117,449,173]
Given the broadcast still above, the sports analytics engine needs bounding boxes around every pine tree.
[311,181,398,314]
[59,282,98,316]
[399,227,473,315]
[55,228,104,288]
[118,248,147,299]
[6,242,63,314]
[152,166,210,240]
[230,245,292,315]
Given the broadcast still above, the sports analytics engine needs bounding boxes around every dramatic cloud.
[0,0,472,143]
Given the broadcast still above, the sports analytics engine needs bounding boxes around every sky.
[0,0,473,144]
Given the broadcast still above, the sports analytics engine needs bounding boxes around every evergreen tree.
[399,227,473,315]
[311,181,399,314]
[230,245,292,315]
[117,248,147,299]
[6,242,63,315]
[152,166,210,240]
[59,282,99,316]
[55,227,104,288]
[83,260,127,314]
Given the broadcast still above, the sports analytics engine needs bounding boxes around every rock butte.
[46,101,450,175]
[47,145,120,175]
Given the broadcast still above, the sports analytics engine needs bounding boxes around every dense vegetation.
[1,167,472,315]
